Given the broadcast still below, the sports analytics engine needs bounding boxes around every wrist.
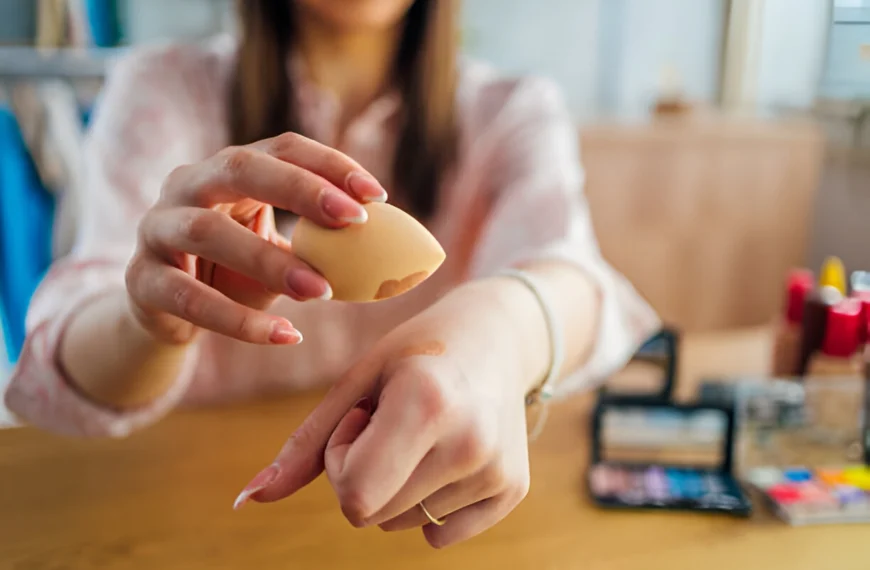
[444,277,550,398]
[124,293,198,347]
[61,291,195,409]
[486,276,552,395]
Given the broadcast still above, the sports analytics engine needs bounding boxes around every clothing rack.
[0,46,106,367]
[0,46,123,79]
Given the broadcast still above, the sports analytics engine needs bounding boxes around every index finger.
[252,132,387,204]
[235,353,384,506]
[162,148,368,227]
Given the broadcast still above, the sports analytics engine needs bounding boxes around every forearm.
[59,290,195,410]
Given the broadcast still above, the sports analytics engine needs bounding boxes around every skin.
[60,0,602,548]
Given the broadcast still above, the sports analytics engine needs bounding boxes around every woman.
[5,0,657,548]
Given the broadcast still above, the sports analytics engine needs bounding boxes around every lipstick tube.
[772,270,813,377]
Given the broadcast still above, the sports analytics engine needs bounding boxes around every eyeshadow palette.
[587,397,752,517]
[589,464,750,514]
[747,466,870,525]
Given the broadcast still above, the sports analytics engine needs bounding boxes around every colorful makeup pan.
[587,464,751,515]
[644,466,669,502]
[747,466,870,525]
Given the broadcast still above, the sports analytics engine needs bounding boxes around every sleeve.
[467,78,661,396]
[3,47,206,437]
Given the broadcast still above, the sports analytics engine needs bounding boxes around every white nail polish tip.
[319,283,334,301]
[362,192,388,204]
[233,484,268,510]
[340,209,368,224]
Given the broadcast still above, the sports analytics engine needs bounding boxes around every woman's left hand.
[236,280,536,548]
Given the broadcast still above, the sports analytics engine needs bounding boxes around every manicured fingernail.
[346,171,387,203]
[318,285,333,300]
[269,321,302,345]
[320,188,368,224]
[234,464,280,510]
[285,268,332,300]
[354,397,372,413]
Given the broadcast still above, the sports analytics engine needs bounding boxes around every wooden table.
[1,328,866,570]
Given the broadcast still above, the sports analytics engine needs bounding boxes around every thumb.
[324,397,372,482]
[232,360,380,509]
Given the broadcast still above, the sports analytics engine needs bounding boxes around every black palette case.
[587,397,752,517]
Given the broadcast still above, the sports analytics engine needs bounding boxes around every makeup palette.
[747,466,870,525]
[587,397,752,517]
[589,464,749,512]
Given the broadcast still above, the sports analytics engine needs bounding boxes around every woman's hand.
[236,279,542,548]
[125,132,387,345]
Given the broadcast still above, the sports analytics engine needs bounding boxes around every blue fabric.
[0,107,54,363]
[84,0,121,47]
[81,105,93,127]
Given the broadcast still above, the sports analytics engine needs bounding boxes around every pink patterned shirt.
[4,36,659,437]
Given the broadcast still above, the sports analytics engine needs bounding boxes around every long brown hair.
[229,0,459,219]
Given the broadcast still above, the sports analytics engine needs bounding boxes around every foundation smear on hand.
[399,340,446,358]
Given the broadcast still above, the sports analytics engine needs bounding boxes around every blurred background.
[0,0,868,423]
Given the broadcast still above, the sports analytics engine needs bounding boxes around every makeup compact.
[698,378,806,431]
[698,377,867,468]
[747,465,870,525]
[587,397,752,516]
[599,328,678,401]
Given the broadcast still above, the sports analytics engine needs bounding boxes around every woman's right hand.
[125,132,387,347]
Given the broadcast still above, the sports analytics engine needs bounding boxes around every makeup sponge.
[291,202,446,302]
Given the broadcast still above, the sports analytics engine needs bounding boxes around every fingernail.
[269,321,303,345]
[285,268,333,300]
[234,464,280,510]
[354,397,372,413]
[346,172,387,203]
[320,189,368,224]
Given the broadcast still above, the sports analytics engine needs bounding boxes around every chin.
[295,0,418,30]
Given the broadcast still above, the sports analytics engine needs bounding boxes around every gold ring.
[419,502,446,526]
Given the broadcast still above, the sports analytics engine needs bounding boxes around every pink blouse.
[4,36,659,437]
